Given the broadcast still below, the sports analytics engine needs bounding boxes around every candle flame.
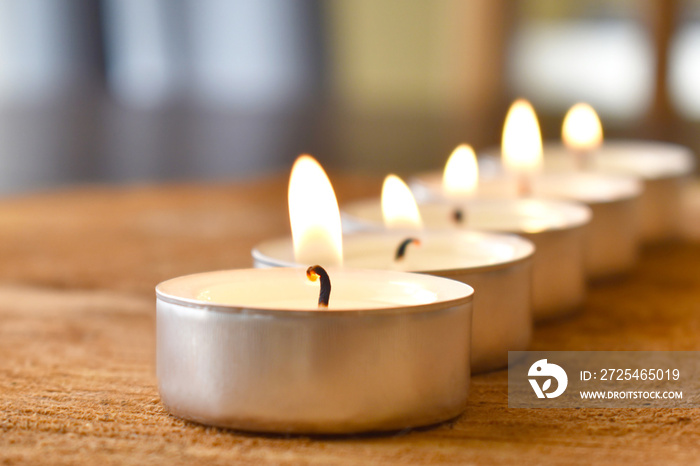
[288,154,343,265]
[381,174,423,230]
[442,144,478,198]
[502,99,543,173]
[562,103,603,151]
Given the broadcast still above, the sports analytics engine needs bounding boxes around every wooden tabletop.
[2,174,700,465]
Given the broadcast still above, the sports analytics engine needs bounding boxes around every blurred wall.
[0,0,694,194]
[0,0,102,193]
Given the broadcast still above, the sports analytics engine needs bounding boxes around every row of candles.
[156,100,694,435]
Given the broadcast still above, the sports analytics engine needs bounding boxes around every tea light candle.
[156,267,474,434]
[469,171,641,281]
[256,159,534,373]
[543,103,695,242]
[342,197,592,321]
[253,230,533,374]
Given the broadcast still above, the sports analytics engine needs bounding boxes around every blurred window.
[507,1,654,123]
[669,0,700,120]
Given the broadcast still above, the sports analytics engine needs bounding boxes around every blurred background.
[0,0,697,194]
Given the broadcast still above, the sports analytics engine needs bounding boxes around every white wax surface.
[198,285,434,310]
[157,267,473,311]
[343,241,507,270]
[542,140,695,179]
[342,198,590,234]
[253,231,534,274]
[462,172,641,204]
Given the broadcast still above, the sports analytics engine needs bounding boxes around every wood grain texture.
[2,175,700,465]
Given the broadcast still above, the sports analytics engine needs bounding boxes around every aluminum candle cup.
[523,173,641,281]
[541,141,695,242]
[156,267,474,435]
[414,171,642,280]
[342,198,591,321]
[253,231,534,373]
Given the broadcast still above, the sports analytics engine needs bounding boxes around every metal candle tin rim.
[252,230,535,275]
[156,267,475,316]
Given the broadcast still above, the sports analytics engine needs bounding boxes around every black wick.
[306,265,331,308]
[395,238,421,261]
[452,208,463,224]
